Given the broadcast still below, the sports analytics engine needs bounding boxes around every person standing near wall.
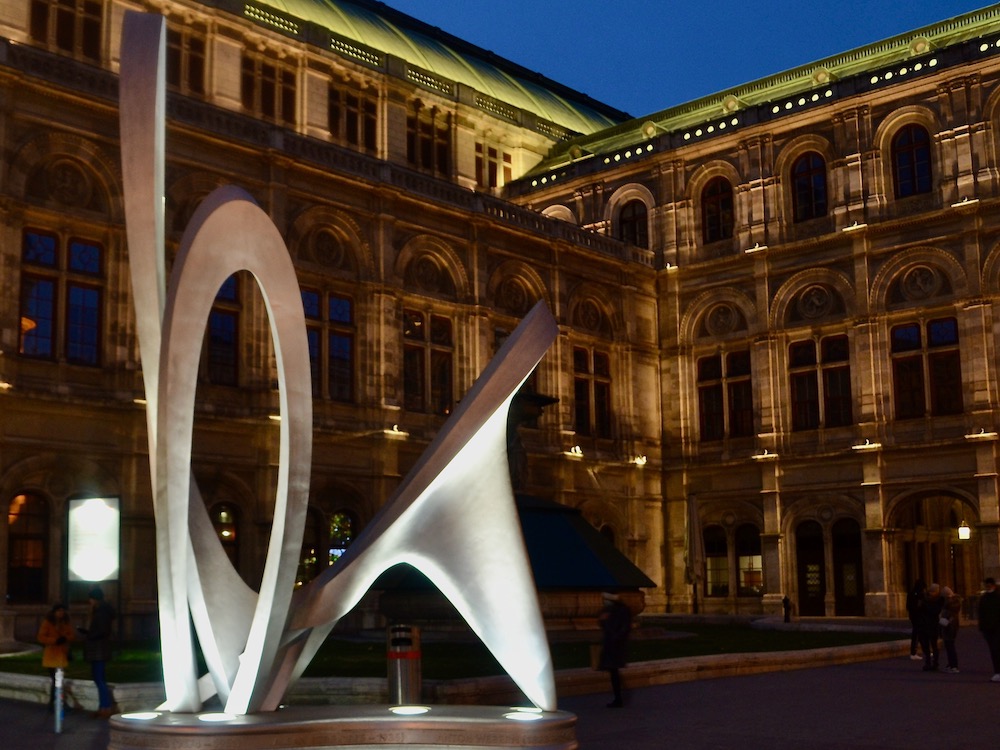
[977,577,1000,682]
[918,583,943,672]
[939,586,962,673]
[79,587,116,717]
[598,592,631,708]
[36,603,74,711]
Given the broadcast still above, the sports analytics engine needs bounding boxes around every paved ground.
[2,629,997,749]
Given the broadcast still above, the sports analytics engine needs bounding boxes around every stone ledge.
[0,639,909,711]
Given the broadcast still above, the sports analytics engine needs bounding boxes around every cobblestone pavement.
[1,629,997,749]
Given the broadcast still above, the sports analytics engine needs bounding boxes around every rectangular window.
[19,230,103,365]
[166,28,206,96]
[698,350,753,440]
[706,556,729,597]
[65,283,100,365]
[301,290,354,401]
[403,309,452,415]
[789,335,852,430]
[19,276,56,358]
[207,310,238,386]
[242,53,296,126]
[574,347,612,438]
[407,106,451,177]
[476,143,512,189]
[891,319,962,419]
[30,0,102,62]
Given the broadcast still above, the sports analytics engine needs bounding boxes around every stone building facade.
[1,0,999,637]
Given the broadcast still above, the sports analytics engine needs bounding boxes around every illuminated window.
[697,350,753,441]
[30,0,102,62]
[789,335,852,431]
[701,176,734,244]
[7,493,49,603]
[328,84,377,153]
[892,124,932,198]
[241,52,296,126]
[166,26,206,97]
[19,230,103,366]
[791,152,827,222]
[616,200,648,248]
[407,104,451,177]
[403,309,453,415]
[475,143,512,189]
[206,275,239,386]
[736,524,763,596]
[704,525,728,597]
[303,290,355,402]
[573,347,612,438]
[891,317,962,419]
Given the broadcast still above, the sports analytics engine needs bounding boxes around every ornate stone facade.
[1,0,999,638]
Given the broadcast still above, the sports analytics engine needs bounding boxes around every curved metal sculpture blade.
[120,10,557,716]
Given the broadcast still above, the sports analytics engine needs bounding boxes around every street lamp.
[958,520,971,541]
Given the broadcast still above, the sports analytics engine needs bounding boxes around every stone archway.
[888,492,982,599]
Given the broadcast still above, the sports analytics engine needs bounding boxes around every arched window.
[328,510,355,565]
[791,152,827,222]
[7,493,49,603]
[703,525,728,597]
[701,177,734,244]
[616,200,648,248]
[210,503,239,568]
[735,524,762,595]
[892,124,932,198]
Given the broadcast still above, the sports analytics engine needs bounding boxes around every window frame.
[573,345,613,439]
[790,151,828,223]
[701,176,734,244]
[891,123,933,199]
[890,316,963,419]
[697,349,754,441]
[402,308,454,415]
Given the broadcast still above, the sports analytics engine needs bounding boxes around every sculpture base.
[109,705,577,749]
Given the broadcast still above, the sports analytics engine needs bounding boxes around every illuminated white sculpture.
[120,12,557,716]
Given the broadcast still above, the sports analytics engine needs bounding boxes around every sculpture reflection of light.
[121,712,161,721]
[388,706,430,715]
[503,712,546,722]
[198,713,236,723]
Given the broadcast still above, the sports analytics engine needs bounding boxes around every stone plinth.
[109,705,577,749]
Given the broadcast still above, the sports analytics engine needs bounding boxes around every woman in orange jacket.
[37,602,74,711]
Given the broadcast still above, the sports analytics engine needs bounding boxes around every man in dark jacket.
[917,583,943,671]
[977,577,1000,682]
[80,587,116,717]
[598,592,631,708]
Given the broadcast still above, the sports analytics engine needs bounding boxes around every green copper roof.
[248,0,630,135]
[517,3,1000,180]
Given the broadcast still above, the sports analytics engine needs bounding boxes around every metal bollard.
[387,624,421,705]
[54,667,63,734]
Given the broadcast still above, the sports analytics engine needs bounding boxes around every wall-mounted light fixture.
[958,520,971,540]
[564,445,583,458]
[632,455,647,466]
[744,242,767,254]
[951,196,980,209]
[842,221,868,233]
[965,427,998,441]
[852,439,881,451]
[0,381,12,391]
[383,424,409,440]
[752,449,778,461]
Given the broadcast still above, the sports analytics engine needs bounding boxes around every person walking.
[598,592,631,708]
[977,576,1000,682]
[917,583,944,672]
[36,603,74,711]
[906,580,926,661]
[79,587,116,717]
[939,586,962,673]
